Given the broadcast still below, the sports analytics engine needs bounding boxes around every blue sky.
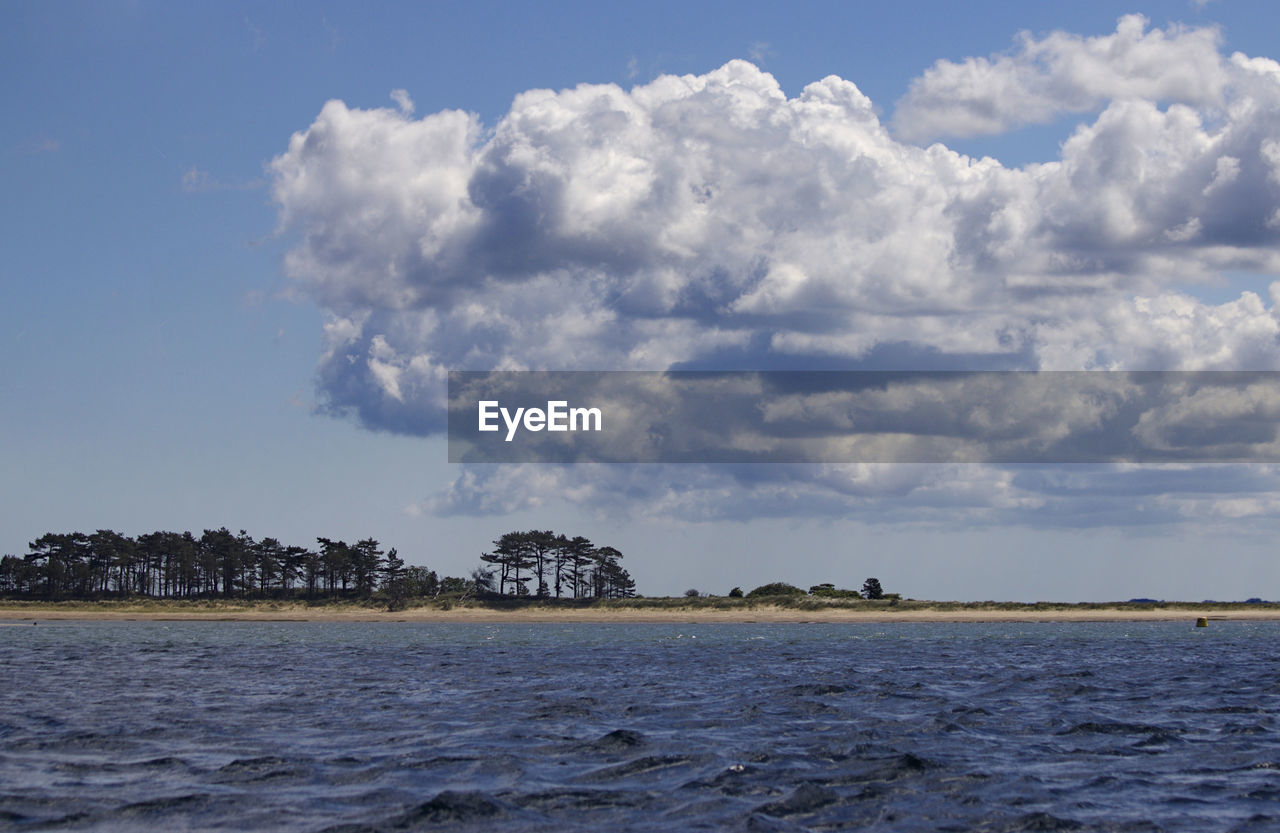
[6,0,1280,600]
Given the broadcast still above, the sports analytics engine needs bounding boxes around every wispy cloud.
[182,166,264,193]
[15,136,60,154]
[244,16,265,51]
[321,15,340,53]
[390,89,414,115]
[748,41,772,64]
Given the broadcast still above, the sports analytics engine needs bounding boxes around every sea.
[2,619,1279,832]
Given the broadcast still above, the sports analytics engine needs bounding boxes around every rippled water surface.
[3,620,1280,831]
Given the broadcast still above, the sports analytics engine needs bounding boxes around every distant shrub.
[439,576,470,595]
[728,587,744,598]
[746,582,806,598]
[684,588,701,597]
[809,584,862,599]
[404,566,439,597]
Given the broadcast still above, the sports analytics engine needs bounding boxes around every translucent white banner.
[447,371,1280,463]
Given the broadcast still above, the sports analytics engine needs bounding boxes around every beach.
[3,601,1276,624]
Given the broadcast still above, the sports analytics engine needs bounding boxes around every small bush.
[728,587,744,598]
[810,584,862,599]
[684,588,701,598]
[746,582,806,598]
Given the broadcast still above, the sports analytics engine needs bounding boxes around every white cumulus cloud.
[269,20,1280,524]
[892,14,1228,141]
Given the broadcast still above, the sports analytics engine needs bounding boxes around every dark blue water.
[2,620,1279,831]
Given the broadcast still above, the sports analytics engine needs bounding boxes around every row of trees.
[0,529,476,601]
[9,527,904,605]
[0,527,638,602]
[479,530,635,599]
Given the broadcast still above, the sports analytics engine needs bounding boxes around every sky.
[5,0,1280,601]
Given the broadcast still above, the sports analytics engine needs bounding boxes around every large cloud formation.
[270,16,1280,524]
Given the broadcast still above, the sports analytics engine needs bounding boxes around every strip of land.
[2,600,1277,623]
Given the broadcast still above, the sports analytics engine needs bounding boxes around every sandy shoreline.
[2,604,1276,624]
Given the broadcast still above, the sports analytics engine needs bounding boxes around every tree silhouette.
[352,538,384,597]
[381,547,406,610]
[563,535,594,598]
[528,529,557,598]
[470,531,634,600]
